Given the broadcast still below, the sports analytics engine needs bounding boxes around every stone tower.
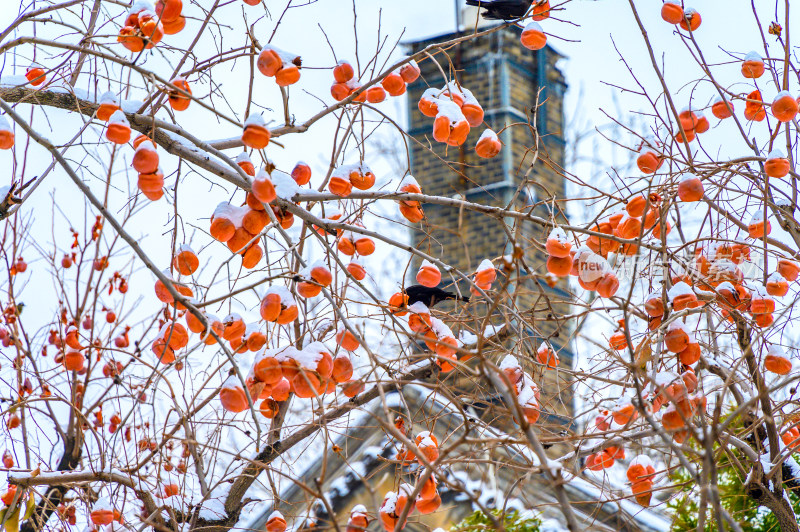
[405,19,574,429]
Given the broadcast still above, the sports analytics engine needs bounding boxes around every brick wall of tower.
[405,25,575,437]
[406,26,567,274]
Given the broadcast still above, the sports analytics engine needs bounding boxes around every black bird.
[404,285,470,308]
[464,0,533,20]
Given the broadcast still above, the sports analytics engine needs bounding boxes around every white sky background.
[0,0,799,525]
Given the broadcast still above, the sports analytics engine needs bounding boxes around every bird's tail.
[464,0,485,6]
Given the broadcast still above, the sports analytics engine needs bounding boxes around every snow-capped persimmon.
[173,245,199,276]
[329,172,353,197]
[0,117,14,150]
[168,78,191,111]
[241,114,271,150]
[96,92,120,121]
[252,169,277,204]
[536,342,559,369]
[771,91,798,122]
[669,282,697,311]
[475,129,502,158]
[637,145,662,174]
[415,431,439,463]
[750,292,776,316]
[747,212,770,239]
[333,60,355,83]
[132,141,159,175]
[265,511,287,532]
[711,96,733,119]
[661,1,683,24]
[764,346,792,375]
[418,89,439,117]
[347,506,370,532]
[765,149,790,178]
[237,152,256,177]
[678,7,701,31]
[408,303,432,333]
[546,227,572,258]
[219,376,249,413]
[26,64,46,86]
[741,51,765,79]
[474,259,496,286]
[106,111,131,144]
[222,314,245,341]
[349,167,376,191]
[461,101,484,128]
[416,260,441,287]
[210,208,236,243]
[520,21,547,50]
[664,323,690,353]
